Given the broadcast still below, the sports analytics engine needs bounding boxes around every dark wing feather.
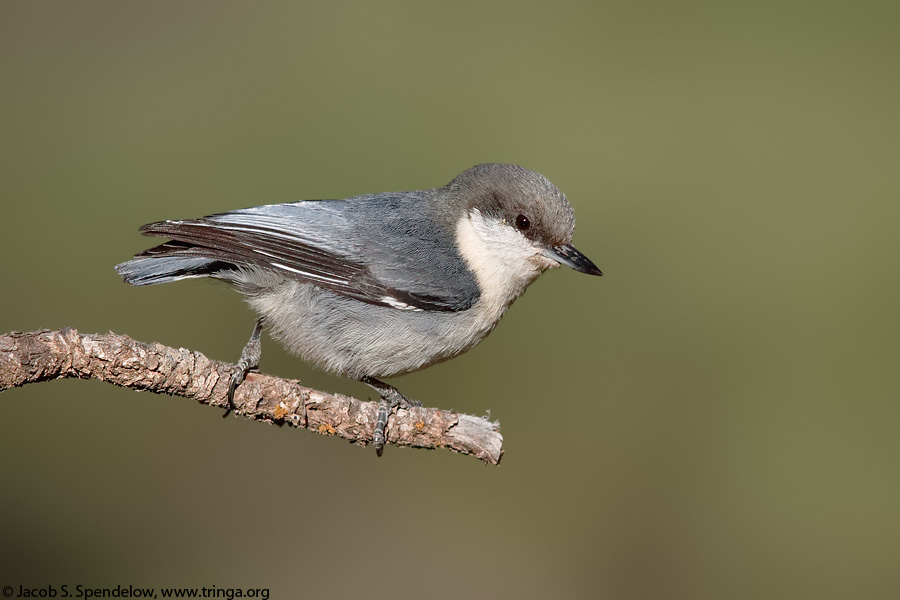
[135,197,478,312]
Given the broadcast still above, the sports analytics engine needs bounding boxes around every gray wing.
[128,193,479,312]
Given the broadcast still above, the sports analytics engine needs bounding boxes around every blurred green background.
[1,1,898,598]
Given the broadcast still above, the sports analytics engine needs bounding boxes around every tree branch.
[0,329,503,465]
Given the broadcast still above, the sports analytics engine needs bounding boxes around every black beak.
[543,244,603,276]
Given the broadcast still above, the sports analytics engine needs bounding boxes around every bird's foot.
[361,376,421,456]
[224,318,263,417]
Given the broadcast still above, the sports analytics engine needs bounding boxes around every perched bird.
[116,164,602,455]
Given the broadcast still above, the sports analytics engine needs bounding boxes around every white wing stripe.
[269,262,348,285]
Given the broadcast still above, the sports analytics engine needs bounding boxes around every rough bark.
[0,329,503,465]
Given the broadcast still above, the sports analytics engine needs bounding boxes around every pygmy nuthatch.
[116,164,602,455]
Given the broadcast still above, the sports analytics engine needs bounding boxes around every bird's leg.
[224,317,264,417]
[361,376,422,457]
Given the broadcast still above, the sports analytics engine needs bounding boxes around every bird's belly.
[245,281,500,378]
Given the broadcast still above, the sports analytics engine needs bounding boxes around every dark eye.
[515,214,530,231]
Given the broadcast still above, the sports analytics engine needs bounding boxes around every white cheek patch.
[455,208,546,320]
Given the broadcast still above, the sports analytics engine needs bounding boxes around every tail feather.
[115,255,231,286]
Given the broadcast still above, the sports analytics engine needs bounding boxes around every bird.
[115,163,602,455]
